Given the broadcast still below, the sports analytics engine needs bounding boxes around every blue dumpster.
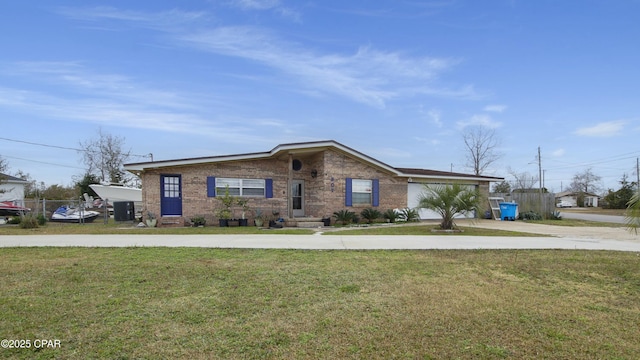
[499,202,518,221]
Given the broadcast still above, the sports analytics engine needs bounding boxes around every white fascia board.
[124,152,273,172]
[403,174,503,183]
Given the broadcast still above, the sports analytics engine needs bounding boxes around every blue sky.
[1,0,639,193]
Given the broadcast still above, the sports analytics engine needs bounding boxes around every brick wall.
[321,150,407,216]
[139,148,410,226]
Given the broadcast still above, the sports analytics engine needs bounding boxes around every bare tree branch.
[78,129,133,184]
[569,168,602,194]
[462,126,502,176]
[507,167,539,191]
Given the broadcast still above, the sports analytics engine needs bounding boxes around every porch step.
[296,222,326,228]
[286,217,329,228]
[160,217,184,227]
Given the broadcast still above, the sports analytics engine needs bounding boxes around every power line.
[0,136,152,158]
[545,151,640,171]
[3,154,86,170]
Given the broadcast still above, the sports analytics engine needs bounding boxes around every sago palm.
[417,183,482,230]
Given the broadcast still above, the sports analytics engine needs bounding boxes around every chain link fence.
[23,198,112,223]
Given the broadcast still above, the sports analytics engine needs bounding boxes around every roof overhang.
[395,168,503,183]
[124,140,401,175]
[124,140,504,182]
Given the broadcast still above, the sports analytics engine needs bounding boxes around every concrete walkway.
[2,234,640,252]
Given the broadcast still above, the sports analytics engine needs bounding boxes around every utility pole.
[538,147,543,215]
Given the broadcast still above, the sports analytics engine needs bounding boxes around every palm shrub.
[333,209,356,226]
[417,183,481,230]
[399,208,420,222]
[383,209,400,223]
[360,208,382,224]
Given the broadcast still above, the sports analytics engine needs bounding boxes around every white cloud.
[232,0,281,10]
[483,104,507,113]
[456,114,502,129]
[551,148,565,157]
[229,0,302,22]
[178,26,472,107]
[57,6,207,30]
[59,7,475,108]
[574,120,627,137]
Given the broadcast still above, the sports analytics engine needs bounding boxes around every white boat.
[0,201,31,216]
[89,184,142,203]
[51,206,100,223]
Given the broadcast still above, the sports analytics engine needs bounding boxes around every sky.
[1,0,639,194]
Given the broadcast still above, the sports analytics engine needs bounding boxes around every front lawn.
[324,223,547,236]
[1,248,638,359]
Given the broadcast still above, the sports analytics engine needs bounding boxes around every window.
[163,176,180,198]
[351,179,372,205]
[345,178,379,206]
[215,178,266,197]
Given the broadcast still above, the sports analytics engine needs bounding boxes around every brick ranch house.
[124,140,503,227]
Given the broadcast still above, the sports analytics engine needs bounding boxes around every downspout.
[288,153,293,218]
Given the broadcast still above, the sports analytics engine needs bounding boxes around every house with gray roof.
[124,140,503,227]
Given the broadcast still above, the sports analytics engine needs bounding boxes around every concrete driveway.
[559,211,626,224]
[1,233,639,252]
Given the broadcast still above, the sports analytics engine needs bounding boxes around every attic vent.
[292,159,303,171]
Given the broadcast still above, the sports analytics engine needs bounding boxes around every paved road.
[1,234,640,252]
[560,211,626,224]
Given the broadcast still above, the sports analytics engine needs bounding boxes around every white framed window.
[216,178,266,197]
[351,179,373,205]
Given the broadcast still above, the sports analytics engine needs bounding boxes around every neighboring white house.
[555,191,600,208]
[0,173,29,207]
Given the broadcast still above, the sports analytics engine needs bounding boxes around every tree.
[462,126,502,176]
[492,181,511,194]
[569,168,602,194]
[41,184,76,200]
[0,156,9,184]
[13,170,40,198]
[78,129,133,185]
[602,174,636,209]
[417,183,482,230]
[507,167,539,191]
[0,156,8,174]
[75,172,102,198]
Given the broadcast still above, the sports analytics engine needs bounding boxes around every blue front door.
[161,175,182,216]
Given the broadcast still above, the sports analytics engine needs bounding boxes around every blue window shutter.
[207,177,216,197]
[265,179,273,198]
[345,178,352,206]
[372,179,380,206]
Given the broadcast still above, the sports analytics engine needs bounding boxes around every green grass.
[0,221,546,236]
[528,218,624,227]
[325,223,547,236]
[0,220,314,235]
[561,208,627,216]
[1,248,638,359]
